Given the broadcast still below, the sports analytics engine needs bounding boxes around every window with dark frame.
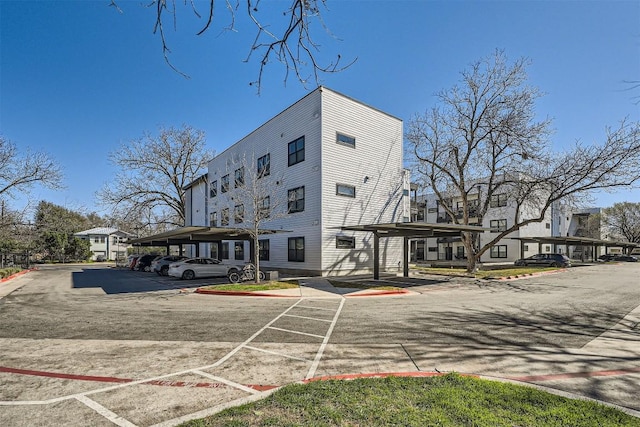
[258,196,270,219]
[490,193,508,208]
[288,136,305,166]
[234,204,244,224]
[234,167,244,188]
[258,239,270,261]
[221,175,229,193]
[257,153,270,178]
[428,247,438,252]
[210,211,217,227]
[336,183,356,198]
[288,237,305,262]
[221,242,229,259]
[490,245,508,258]
[288,186,305,213]
[210,180,217,198]
[336,236,356,249]
[234,242,244,260]
[221,208,230,226]
[490,219,507,232]
[456,246,465,259]
[336,132,355,147]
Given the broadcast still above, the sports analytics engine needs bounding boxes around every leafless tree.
[97,125,214,231]
[224,153,288,282]
[602,202,640,244]
[0,136,63,200]
[110,0,354,93]
[406,51,640,272]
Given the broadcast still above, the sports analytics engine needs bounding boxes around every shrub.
[0,268,23,279]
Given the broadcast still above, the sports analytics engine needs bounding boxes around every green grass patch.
[414,266,559,279]
[180,373,639,426]
[0,267,23,279]
[327,280,402,291]
[201,280,299,292]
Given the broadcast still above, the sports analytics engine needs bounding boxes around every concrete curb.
[194,287,412,298]
[0,268,33,283]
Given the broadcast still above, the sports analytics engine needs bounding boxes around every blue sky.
[1,0,639,217]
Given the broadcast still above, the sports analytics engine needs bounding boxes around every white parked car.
[167,257,240,280]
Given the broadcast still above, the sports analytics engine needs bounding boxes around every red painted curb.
[0,365,276,390]
[0,269,33,283]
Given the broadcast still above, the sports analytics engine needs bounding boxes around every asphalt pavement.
[1,263,639,426]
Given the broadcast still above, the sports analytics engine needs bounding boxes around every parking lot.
[1,262,639,426]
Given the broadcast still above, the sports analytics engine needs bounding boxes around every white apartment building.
[74,227,133,261]
[412,187,603,263]
[184,87,409,276]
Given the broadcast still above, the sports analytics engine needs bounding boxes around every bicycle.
[228,263,265,283]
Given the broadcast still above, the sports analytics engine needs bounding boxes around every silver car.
[168,257,240,280]
[151,255,188,276]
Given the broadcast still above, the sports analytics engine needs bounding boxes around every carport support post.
[403,236,409,277]
[373,232,380,280]
[520,240,525,259]
[538,242,542,254]
[249,238,256,265]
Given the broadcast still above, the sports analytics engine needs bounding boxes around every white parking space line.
[75,395,137,427]
[283,314,334,323]
[306,298,345,380]
[244,345,312,362]
[267,326,326,339]
[191,370,258,394]
[296,305,339,311]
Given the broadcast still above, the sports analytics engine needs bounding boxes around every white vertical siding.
[207,90,324,273]
[319,88,405,274]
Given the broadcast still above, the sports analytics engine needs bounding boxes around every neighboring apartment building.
[411,183,605,263]
[184,87,409,276]
[74,227,133,261]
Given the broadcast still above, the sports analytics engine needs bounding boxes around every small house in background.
[74,227,133,261]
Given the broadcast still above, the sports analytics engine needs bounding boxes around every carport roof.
[510,236,639,249]
[336,222,489,238]
[127,226,289,247]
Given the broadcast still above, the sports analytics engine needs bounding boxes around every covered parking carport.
[337,222,488,279]
[126,226,288,262]
[510,236,639,262]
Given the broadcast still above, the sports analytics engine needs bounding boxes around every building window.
[210,180,217,198]
[221,175,230,193]
[428,247,438,252]
[210,211,217,227]
[259,239,270,261]
[490,194,508,208]
[490,219,507,232]
[257,153,270,178]
[427,207,438,214]
[234,204,244,224]
[490,245,507,258]
[546,223,551,229]
[94,237,100,243]
[221,242,229,259]
[336,236,356,249]
[336,183,356,198]
[523,245,529,251]
[288,186,305,213]
[336,132,355,148]
[234,167,244,188]
[456,246,465,259]
[258,196,270,219]
[221,208,230,226]
[235,242,244,260]
[288,237,305,262]
[288,136,305,166]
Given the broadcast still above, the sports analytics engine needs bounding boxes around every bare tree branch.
[96,125,214,231]
[406,50,640,272]
[112,0,354,92]
[0,136,63,199]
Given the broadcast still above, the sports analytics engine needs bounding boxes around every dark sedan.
[514,253,571,268]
